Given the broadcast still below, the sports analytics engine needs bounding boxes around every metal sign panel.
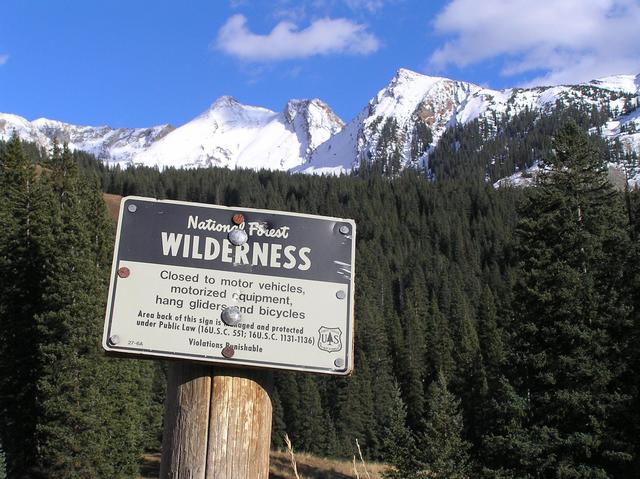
[102,196,355,375]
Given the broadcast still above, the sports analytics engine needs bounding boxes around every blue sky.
[1,0,639,128]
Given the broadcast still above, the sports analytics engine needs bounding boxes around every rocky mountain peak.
[2,69,638,178]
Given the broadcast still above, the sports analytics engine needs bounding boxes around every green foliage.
[410,121,433,162]
[2,113,639,478]
[270,387,288,450]
[419,373,472,478]
[429,103,616,182]
[367,117,403,176]
[386,374,472,479]
[0,134,45,476]
[84,159,522,465]
[140,362,167,452]
[498,121,637,477]
[382,383,419,479]
[0,138,153,478]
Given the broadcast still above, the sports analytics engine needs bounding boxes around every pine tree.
[399,274,428,431]
[0,134,45,476]
[507,121,635,476]
[33,144,153,478]
[333,357,377,455]
[425,298,454,382]
[295,376,326,455]
[0,139,153,477]
[479,377,532,478]
[477,286,504,378]
[417,373,471,479]
[270,387,288,450]
[382,382,420,479]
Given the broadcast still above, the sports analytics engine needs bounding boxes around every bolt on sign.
[102,196,356,375]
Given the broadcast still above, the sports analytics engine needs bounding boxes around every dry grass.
[269,450,387,479]
[355,439,371,479]
[138,451,388,479]
[103,192,122,223]
[283,434,301,479]
[138,454,160,478]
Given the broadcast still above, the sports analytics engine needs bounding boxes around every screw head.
[108,335,120,346]
[221,306,242,326]
[339,225,350,235]
[222,345,235,358]
[117,267,130,278]
[228,228,248,246]
[127,204,137,213]
[232,213,245,225]
[334,358,345,369]
[336,290,346,300]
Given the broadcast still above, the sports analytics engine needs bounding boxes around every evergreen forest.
[1,116,639,478]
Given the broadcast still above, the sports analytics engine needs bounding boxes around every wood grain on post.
[160,363,273,479]
[206,368,273,479]
[160,362,213,479]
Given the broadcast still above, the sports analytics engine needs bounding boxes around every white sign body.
[102,196,355,375]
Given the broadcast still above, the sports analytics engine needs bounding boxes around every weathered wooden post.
[103,197,355,479]
[159,364,273,479]
[206,368,273,478]
[159,363,212,479]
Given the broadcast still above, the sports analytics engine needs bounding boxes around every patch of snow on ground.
[494,163,542,188]
[587,74,639,94]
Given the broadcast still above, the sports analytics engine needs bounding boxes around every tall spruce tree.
[417,373,472,479]
[505,121,635,477]
[0,139,153,478]
[382,382,420,479]
[270,387,288,450]
[34,144,153,478]
[0,134,46,477]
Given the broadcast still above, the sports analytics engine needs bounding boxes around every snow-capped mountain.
[600,74,640,155]
[133,96,343,170]
[1,69,638,177]
[0,97,343,171]
[299,69,640,174]
[0,113,174,164]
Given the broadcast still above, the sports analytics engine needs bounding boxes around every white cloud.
[312,0,395,14]
[215,14,379,61]
[0,54,8,66]
[429,0,640,85]
[229,0,248,8]
[344,0,389,12]
[272,4,308,23]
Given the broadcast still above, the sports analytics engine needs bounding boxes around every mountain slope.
[299,69,639,174]
[2,69,638,177]
[133,97,343,170]
[0,97,343,171]
[0,113,174,164]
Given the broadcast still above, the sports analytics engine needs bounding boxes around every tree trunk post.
[160,362,212,479]
[160,362,273,479]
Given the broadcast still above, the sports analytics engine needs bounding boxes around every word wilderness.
[103,197,356,375]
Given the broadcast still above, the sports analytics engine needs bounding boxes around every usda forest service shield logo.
[318,327,343,352]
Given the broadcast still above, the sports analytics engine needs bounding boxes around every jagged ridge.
[301,68,640,175]
[1,69,638,176]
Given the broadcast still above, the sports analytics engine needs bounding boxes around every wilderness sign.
[102,196,356,375]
